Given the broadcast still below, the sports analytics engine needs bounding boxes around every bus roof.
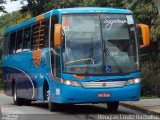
[58,7,132,14]
[4,7,132,33]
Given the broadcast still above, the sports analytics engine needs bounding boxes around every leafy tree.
[79,0,108,7]
[21,0,82,16]
[20,0,50,16]
[0,0,7,13]
[151,16,160,41]
[122,0,158,25]
[43,0,81,12]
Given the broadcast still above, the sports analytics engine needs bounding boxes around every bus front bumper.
[52,83,140,104]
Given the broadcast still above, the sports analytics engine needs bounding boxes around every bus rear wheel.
[13,84,23,106]
[107,102,119,112]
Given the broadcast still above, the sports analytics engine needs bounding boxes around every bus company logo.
[102,83,107,88]
[104,16,127,30]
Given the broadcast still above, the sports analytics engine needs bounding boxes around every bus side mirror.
[137,24,150,48]
[54,24,62,49]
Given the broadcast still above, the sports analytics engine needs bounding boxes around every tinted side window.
[51,15,58,48]
[32,19,49,50]
[4,34,10,55]
[23,27,31,51]
[50,15,60,77]
[9,32,16,54]
[16,30,23,53]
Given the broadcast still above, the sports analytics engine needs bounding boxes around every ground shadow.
[31,102,132,114]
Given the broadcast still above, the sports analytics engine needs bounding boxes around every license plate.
[98,92,110,98]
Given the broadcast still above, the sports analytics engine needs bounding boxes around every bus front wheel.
[46,87,59,111]
[48,102,60,112]
[107,102,119,112]
[13,84,23,106]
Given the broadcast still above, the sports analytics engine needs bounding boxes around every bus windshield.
[62,14,139,75]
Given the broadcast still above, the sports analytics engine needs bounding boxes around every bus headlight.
[54,77,81,87]
[63,80,81,87]
[125,78,142,85]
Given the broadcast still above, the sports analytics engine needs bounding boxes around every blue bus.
[2,7,150,112]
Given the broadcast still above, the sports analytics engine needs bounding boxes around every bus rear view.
[2,8,150,112]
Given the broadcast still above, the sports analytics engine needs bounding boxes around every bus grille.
[81,81,126,88]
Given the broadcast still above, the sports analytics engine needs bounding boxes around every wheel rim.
[47,90,50,101]
[47,90,53,111]
[13,87,17,102]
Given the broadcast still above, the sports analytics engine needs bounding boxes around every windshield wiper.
[84,36,94,75]
[103,41,123,73]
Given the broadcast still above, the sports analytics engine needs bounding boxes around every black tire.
[43,84,49,101]
[13,84,23,106]
[44,83,61,112]
[107,102,119,112]
[23,99,31,106]
[48,102,60,112]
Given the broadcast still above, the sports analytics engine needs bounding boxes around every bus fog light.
[125,78,141,85]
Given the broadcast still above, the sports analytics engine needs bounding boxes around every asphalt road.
[0,93,150,120]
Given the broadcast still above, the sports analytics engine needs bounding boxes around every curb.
[120,102,160,116]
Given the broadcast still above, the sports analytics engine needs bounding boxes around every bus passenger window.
[23,27,31,51]
[9,32,16,54]
[16,30,23,53]
[4,34,10,55]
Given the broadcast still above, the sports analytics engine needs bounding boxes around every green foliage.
[20,0,50,16]
[140,41,160,97]
[107,0,123,8]
[141,61,158,96]
[58,0,82,8]
[151,16,160,41]
[122,0,158,25]
[80,0,108,7]
[44,0,82,11]
[21,0,82,15]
